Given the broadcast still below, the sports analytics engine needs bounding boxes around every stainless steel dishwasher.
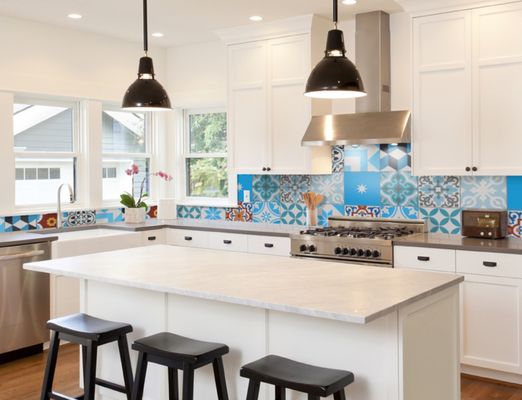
[0,241,51,358]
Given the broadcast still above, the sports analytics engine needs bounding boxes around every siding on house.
[102,112,143,153]
[14,109,73,151]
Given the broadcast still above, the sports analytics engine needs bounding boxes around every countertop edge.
[393,239,522,255]
[0,234,58,248]
[23,261,463,325]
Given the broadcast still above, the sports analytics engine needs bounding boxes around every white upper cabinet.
[412,2,522,176]
[219,16,333,175]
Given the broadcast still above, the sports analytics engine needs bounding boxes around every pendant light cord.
[333,0,338,29]
[143,0,148,55]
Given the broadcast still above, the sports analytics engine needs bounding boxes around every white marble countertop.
[24,245,463,324]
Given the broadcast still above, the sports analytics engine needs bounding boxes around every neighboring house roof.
[13,104,144,140]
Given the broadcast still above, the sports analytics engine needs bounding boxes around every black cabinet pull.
[472,166,478,172]
[184,236,193,241]
[417,256,430,262]
[262,167,267,171]
[223,240,232,244]
[267,167,271,172]
[147,236,157,241]
[465,167,471,172]
[483,261,497,267]
[264,243,274,248]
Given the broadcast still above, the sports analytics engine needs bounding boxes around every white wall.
[0,15,166,102]
[166,41,227,108]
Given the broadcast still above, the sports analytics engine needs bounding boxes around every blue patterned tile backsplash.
[175,144,522,238]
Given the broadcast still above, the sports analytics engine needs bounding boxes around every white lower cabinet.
[460,273,522,374]
[207,232,248,252]
[166,229,210,248]
[247,235,291,257]
[394,245,522,377]
[141,229,166,245]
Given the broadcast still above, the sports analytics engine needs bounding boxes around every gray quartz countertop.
[0,232,58,248]
[394,233,522,255]
[104,219,303,237]
[25,244,463,324]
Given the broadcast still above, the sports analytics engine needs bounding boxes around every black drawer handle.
[223,240,232,244]
[147,236,157,241]
[483,261,497,268]
[417,256,430,262]
[264,243,274,248]
[184,236,193,241]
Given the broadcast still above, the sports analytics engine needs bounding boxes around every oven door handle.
[0,250,45,262]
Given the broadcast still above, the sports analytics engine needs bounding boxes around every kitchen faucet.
[57,183,75,229]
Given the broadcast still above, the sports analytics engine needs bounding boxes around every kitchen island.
[25,245,463,400]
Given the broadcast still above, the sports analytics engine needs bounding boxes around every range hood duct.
[302,11,411,146]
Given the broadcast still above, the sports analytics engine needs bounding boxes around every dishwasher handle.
[0,250,45,262]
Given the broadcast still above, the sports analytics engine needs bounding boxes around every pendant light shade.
[305,0,366,99]
[122,0,171,111]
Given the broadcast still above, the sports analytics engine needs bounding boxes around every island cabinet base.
[79,281,460,400]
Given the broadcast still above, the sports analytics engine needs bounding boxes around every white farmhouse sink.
[50,228,142,258]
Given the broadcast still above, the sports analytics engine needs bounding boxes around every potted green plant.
[121,163,173,223]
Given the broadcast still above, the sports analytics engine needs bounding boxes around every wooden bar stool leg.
[83,340,98,400]
[40,331,60,400]
[333,390,346,400]
[275,386,286,400]
[212,357,229,400]
[117,335,134,400]
[168,368,179,400]
[182,364,195,400]
[246,380,260,400]
[131,352,148,400]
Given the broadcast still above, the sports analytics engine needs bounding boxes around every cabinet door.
[268,35,313,174]
[412,12,473,176]
[472,3,522,175]
[229,42,268,174]
[460,273,522,374]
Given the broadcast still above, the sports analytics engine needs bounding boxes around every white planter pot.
[124,207,146,224]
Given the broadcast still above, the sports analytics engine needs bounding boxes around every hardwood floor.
[1,344,522,399]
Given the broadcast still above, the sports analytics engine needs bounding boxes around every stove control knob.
[357,249,365,257]
[309,245,317,253]
[349,248,357,256]
[372,250,381,258]
[364,249,373,258]
[334,247,342,255]
[342,248,350,255]
[299,244,308,252]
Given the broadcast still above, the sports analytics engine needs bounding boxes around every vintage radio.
[461,209,507,239]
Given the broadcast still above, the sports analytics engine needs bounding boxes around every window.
[13,99,78,206]
[183,109,228,200]
[102,107,150,202]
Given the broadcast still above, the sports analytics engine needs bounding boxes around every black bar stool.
[131,332,229,400]
[240,355,354,400]
[41,313,134,400]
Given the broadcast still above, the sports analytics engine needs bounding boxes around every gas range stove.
[290,217,426,267]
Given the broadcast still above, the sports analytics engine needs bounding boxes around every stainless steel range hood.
[302,11,411,146]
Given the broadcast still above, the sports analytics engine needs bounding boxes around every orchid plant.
[120,163,173,209]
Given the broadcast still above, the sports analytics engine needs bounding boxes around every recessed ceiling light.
[342,0,357,5]
[152,32,164,38]
[249,16,263,22]
[67,13,83,19]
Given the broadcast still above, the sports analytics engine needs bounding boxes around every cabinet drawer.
[457,251,522,279]
[167,229,209,248]
[247,235,290,257]
[207,232,248,252]
[141,229,166,246]
[394,246,456,272]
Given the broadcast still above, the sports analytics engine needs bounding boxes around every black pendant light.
[122,0,171,111]
[305,0,366,99]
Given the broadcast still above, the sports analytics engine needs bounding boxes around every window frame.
[13,96,81,211]
[177,107,235,207]
[101,104,154,206]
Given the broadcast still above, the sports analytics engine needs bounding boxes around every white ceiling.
[0,0,404,47]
